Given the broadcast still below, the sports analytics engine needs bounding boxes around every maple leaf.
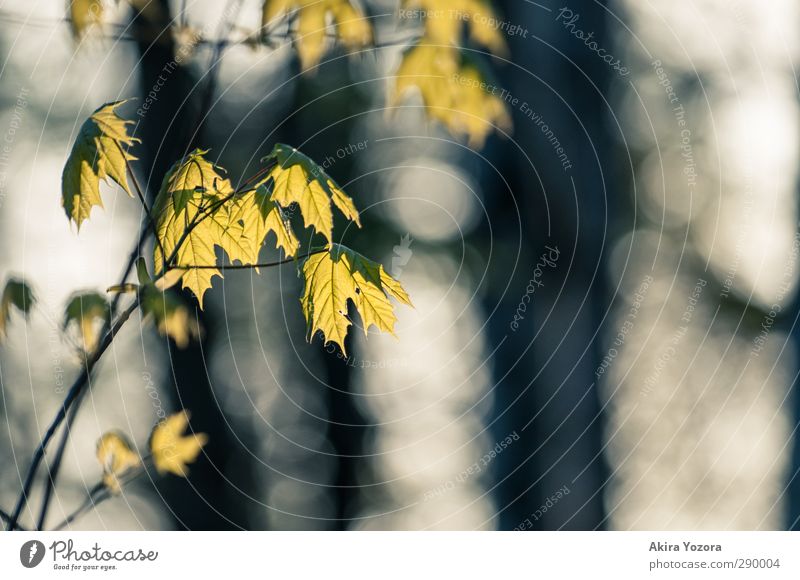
[152,150,239,307]
[301,244,411,355]
[403,0,508,55]
[96,432,141,494]
[61,101,139,229]
[228,184,300,262]
[392,44,510,147]
[140,286,202,348]
[0,278,35,341]
[63,291,110,353]
[261,0,372,70]
[150,411,208,477]
[264,143,361,243]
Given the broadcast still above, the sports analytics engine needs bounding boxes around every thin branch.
[122,153,165,270]
[169,248,327,271]
[6,299,140,531]
[50,482,106,532]
[35,389,85,531]
[32,225,149,531]
[0,508,27,531]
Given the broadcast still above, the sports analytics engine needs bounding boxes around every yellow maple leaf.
[150,411,208,477]
[301,244,411,355]
[229,184,300,261]
[262,0,372,70]
[152,150,241,307]
[265,143,361,243]
[403,0,507,55]
[61,101,139,230]
[392,43,510,147]
[96,432,141,494]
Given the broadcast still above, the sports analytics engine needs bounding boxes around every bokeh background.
[1,0,799,530]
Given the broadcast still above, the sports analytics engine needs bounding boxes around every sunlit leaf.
[229,184,300,261]
[261,0,372,70]
[0,278,35,340]
[264,143,361,243]
[152,150,239,307]
[301,244,410,355]
[392,44,511,147]
[61,101,139,229]
[63,291,110,353]
[96,432,141,494]
[150,411,208,477]
[403,0,508,55]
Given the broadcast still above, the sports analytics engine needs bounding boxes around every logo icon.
[20,540,45,568]
[391,234,413,278]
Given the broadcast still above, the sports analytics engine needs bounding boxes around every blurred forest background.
[1,0,800,530]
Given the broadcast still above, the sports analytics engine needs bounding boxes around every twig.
[32,225,150,531]
[169,248,327,270]
[6,299,140,531]
[0,507,27,531]
[122,153,166,271]
[50,482,106,532]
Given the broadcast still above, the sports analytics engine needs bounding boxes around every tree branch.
[6,299,140,531]
[31,224,150,531]
[168,249,327,271]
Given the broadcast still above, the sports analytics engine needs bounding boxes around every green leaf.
[0,278,36,340]
[136,257,151,285]
[264,143,361,243]
[61,101,140,229]
[301,244,410,355]
[63,291,110,353]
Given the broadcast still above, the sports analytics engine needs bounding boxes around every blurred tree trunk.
[132,0,256,529]
[484,0,612,530]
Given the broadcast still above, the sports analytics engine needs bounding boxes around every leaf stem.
[168,248,327,271]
